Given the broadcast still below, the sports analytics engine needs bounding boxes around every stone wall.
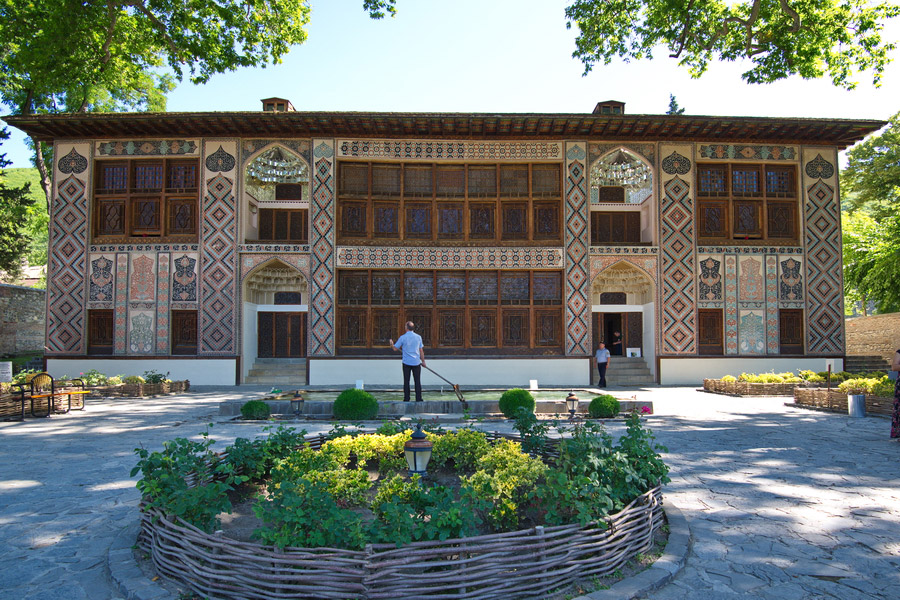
[0,284,45,355]
[845,313,900,361]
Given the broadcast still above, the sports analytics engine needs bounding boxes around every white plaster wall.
[46,358,237,385]
[659,357,844,386]
[310,358,591,387]
[242,302,258,380]
[643,302,656,379]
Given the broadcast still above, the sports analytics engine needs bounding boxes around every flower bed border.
[90,380,190,397]
[703,379,801,396]
[792,388,894,417]
[137,432,665,600]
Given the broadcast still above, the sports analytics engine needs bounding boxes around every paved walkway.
[0,387,897,599]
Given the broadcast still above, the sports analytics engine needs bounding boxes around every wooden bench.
[6,373,88,419]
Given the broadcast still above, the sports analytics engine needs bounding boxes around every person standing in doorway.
[610,331,623,356]
[390,322,426,402]
[595,341,610,388]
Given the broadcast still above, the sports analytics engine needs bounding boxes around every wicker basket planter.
[137,432,665,600]
[703,379,800,397]
[793,388,895,417]
[90,380,190,397]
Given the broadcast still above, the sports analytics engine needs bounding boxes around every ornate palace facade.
[5,101,884,385]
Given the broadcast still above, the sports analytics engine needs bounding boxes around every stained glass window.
[372,272,401,305]
[468,272,498,304]
[404,272,434,305]
[500,272,529,305]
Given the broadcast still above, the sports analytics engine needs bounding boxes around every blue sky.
[4,0,900,168]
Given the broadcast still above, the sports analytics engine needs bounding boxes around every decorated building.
[4,101,884,385]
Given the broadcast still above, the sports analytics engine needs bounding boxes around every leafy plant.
[240,400,271,420]
[430,428,491,472]
[589,395,620,419]
[123,375,145,385]
[720,374,737,383]
[333,388,379,420]
[77,369,108,386]
[510,407,555,456]
[369,481,482,546]
[498,388,535,418]
[143,369,170,384]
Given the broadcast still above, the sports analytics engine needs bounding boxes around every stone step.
[244,376,307,385]
[248,366,307,376]
[253,358,307,364]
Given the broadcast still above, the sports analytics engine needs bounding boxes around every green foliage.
[375,420,404,435]
[229,426,309,480]
[131,427,247,532]
[589,394,620,418]
[430,429,491,471]
[321,431,408,473]
[498,388,536,418]
[253,478,367,550]
[0,129,34,279]
[838,375,894,397]
[842,210,900,314]
[123,375,145,385]
[737,372,802,384]
[76,369,108,386]
[240,400,271,421]
[842,111,900,219]
[511,407,556,456]
[720,375,737,383]
[461,440,546,530]
[666,94,685,115]
[565,0,900,89]
[143,369,170,384]
[333,388,379,420]
[0,167,45,271]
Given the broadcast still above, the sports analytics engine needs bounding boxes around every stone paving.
[0,386,898,599]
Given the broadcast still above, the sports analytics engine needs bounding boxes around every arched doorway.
[241,259,308,383]
[591,261,657,380]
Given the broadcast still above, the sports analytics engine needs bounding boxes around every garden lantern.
[290,393,303,417]
[404,423,433,476]
[566,392,579,419]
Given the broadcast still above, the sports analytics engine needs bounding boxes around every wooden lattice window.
[275,183,303,201]
[372,311,397,346]
[371,272,401,305]
[94,158,199,241]
[467,166,496,197]
[404,271,434,305]
[87,310,114,355]
[500,166,528,197]
[597,186,625,203]
[535,310,562,346]
[697,163,798,241]
[340,202,367,237]
[469,204,495,239]
[259,209,308,242]
[340,164,369,195]
[436,166,465,196]
[339,310,367,347]
[338,271,369,305]
[437,203,464,239]
[274,292,303,305]
[698,309,724,355]
[437,310,464,347]
[502,310,529,346]
[405,311,432,346]
[532,165,561,197]
[501,202,528,240]
[591,211,641,244]
[470,311,497,347]
[533,272,562,305]
[372,165,401,196]
[436,272,466,305]
[405,203,432,238]
[533,202,560,239]
[404,166,433,197]
[171,310,198,355]
[779,309,804,354]
[373,202,399,237]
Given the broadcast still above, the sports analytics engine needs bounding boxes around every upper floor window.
[336,162,562,244]
[697,163,798,241]
[94,158,199,241]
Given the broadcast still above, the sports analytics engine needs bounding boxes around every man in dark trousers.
[595,341,610,388]
[390,321,427,402]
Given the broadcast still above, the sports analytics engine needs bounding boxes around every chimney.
[261,97,295,112]
[592,100,625,115]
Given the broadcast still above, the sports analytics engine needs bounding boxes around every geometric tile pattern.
[240,254,310,280]
[172,254,198,302]
[336,246,563,270]
[156,253,170,354]
[89,255,114,302]
[240,244,310,253]
[697,256,722,302]
[738,310,765,354]
[698,145,796,160]
[97,140,198,156]
[199,170,237,355]
[309,140,336,357]
[46,175,88,354]
[589,246,658,255]
[779,257,803,302]
[91,244,199,253]
[804,178,843,354]
[114,253,129,354]
[697,246,803,255]
[660,176,696,354]
[564,143,590,356]
[725,255,738,354]
[765,255,779,354]
[337,140,563,161]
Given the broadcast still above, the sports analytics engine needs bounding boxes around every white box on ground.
[0,362,11,383]
[626,348,642,358]
[355,379,364,390]
[529,379,538,390]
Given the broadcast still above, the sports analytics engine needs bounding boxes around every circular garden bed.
[133,418,669,599]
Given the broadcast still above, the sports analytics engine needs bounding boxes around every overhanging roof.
[2,111,886,150]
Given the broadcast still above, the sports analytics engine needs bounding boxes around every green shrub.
[839,376,894,397]
[720,374,737,383]
[431,429,491,471]
[143,369,170,384]
[332,388,379,420]
[78,369,108,386]
[123,375,145,385]
[498,388,535,418]
[241,400,271,420]
[589,394,620,418]
[107,375,124,385]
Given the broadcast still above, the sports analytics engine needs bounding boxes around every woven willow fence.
[137,433,665,600]
[703,379,802,396]
[793,388,894,417]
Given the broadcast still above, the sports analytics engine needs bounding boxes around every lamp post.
[566,391,579,420]
[404,423,433,477]
[290,393,303,418]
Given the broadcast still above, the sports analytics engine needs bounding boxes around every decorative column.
[309,139,336,356]
[564,142,590,356]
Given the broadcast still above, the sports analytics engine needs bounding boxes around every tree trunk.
[32,137,52,213]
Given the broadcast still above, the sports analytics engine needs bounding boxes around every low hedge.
[498,388,535,418]
[589,394,620,418]
[333,388,379,420]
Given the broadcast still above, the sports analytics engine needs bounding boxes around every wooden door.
[779,309,804,354]
[698,309,724,355]
[258,312,306,358]
[624,312,643,353]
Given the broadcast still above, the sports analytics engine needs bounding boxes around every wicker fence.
[793,388,895,417]
[90,380,190,398]
[703,379,800,396]
[138,432,664,600]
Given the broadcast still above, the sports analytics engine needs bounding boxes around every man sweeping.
[390,321,426,402]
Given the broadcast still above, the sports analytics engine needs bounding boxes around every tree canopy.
[666,94,685,115]
[565,0,900,89]
[0,127,35,280]
[842,211,900,315]
[841,111,900,220]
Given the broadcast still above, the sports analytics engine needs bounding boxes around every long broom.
[422,365,468,409]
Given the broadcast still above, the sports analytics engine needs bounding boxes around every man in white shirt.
[595,341,610,388]
[390,321,427,402]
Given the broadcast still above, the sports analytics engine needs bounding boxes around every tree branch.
[118,0,182,62]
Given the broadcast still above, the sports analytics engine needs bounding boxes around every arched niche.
[590,147,653,205]
[243,145,310,242]
[243,258,308,305]
[591,261,655,305]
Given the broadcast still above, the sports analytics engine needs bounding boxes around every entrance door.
[593,312,642,355]
[258,312,306,358]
